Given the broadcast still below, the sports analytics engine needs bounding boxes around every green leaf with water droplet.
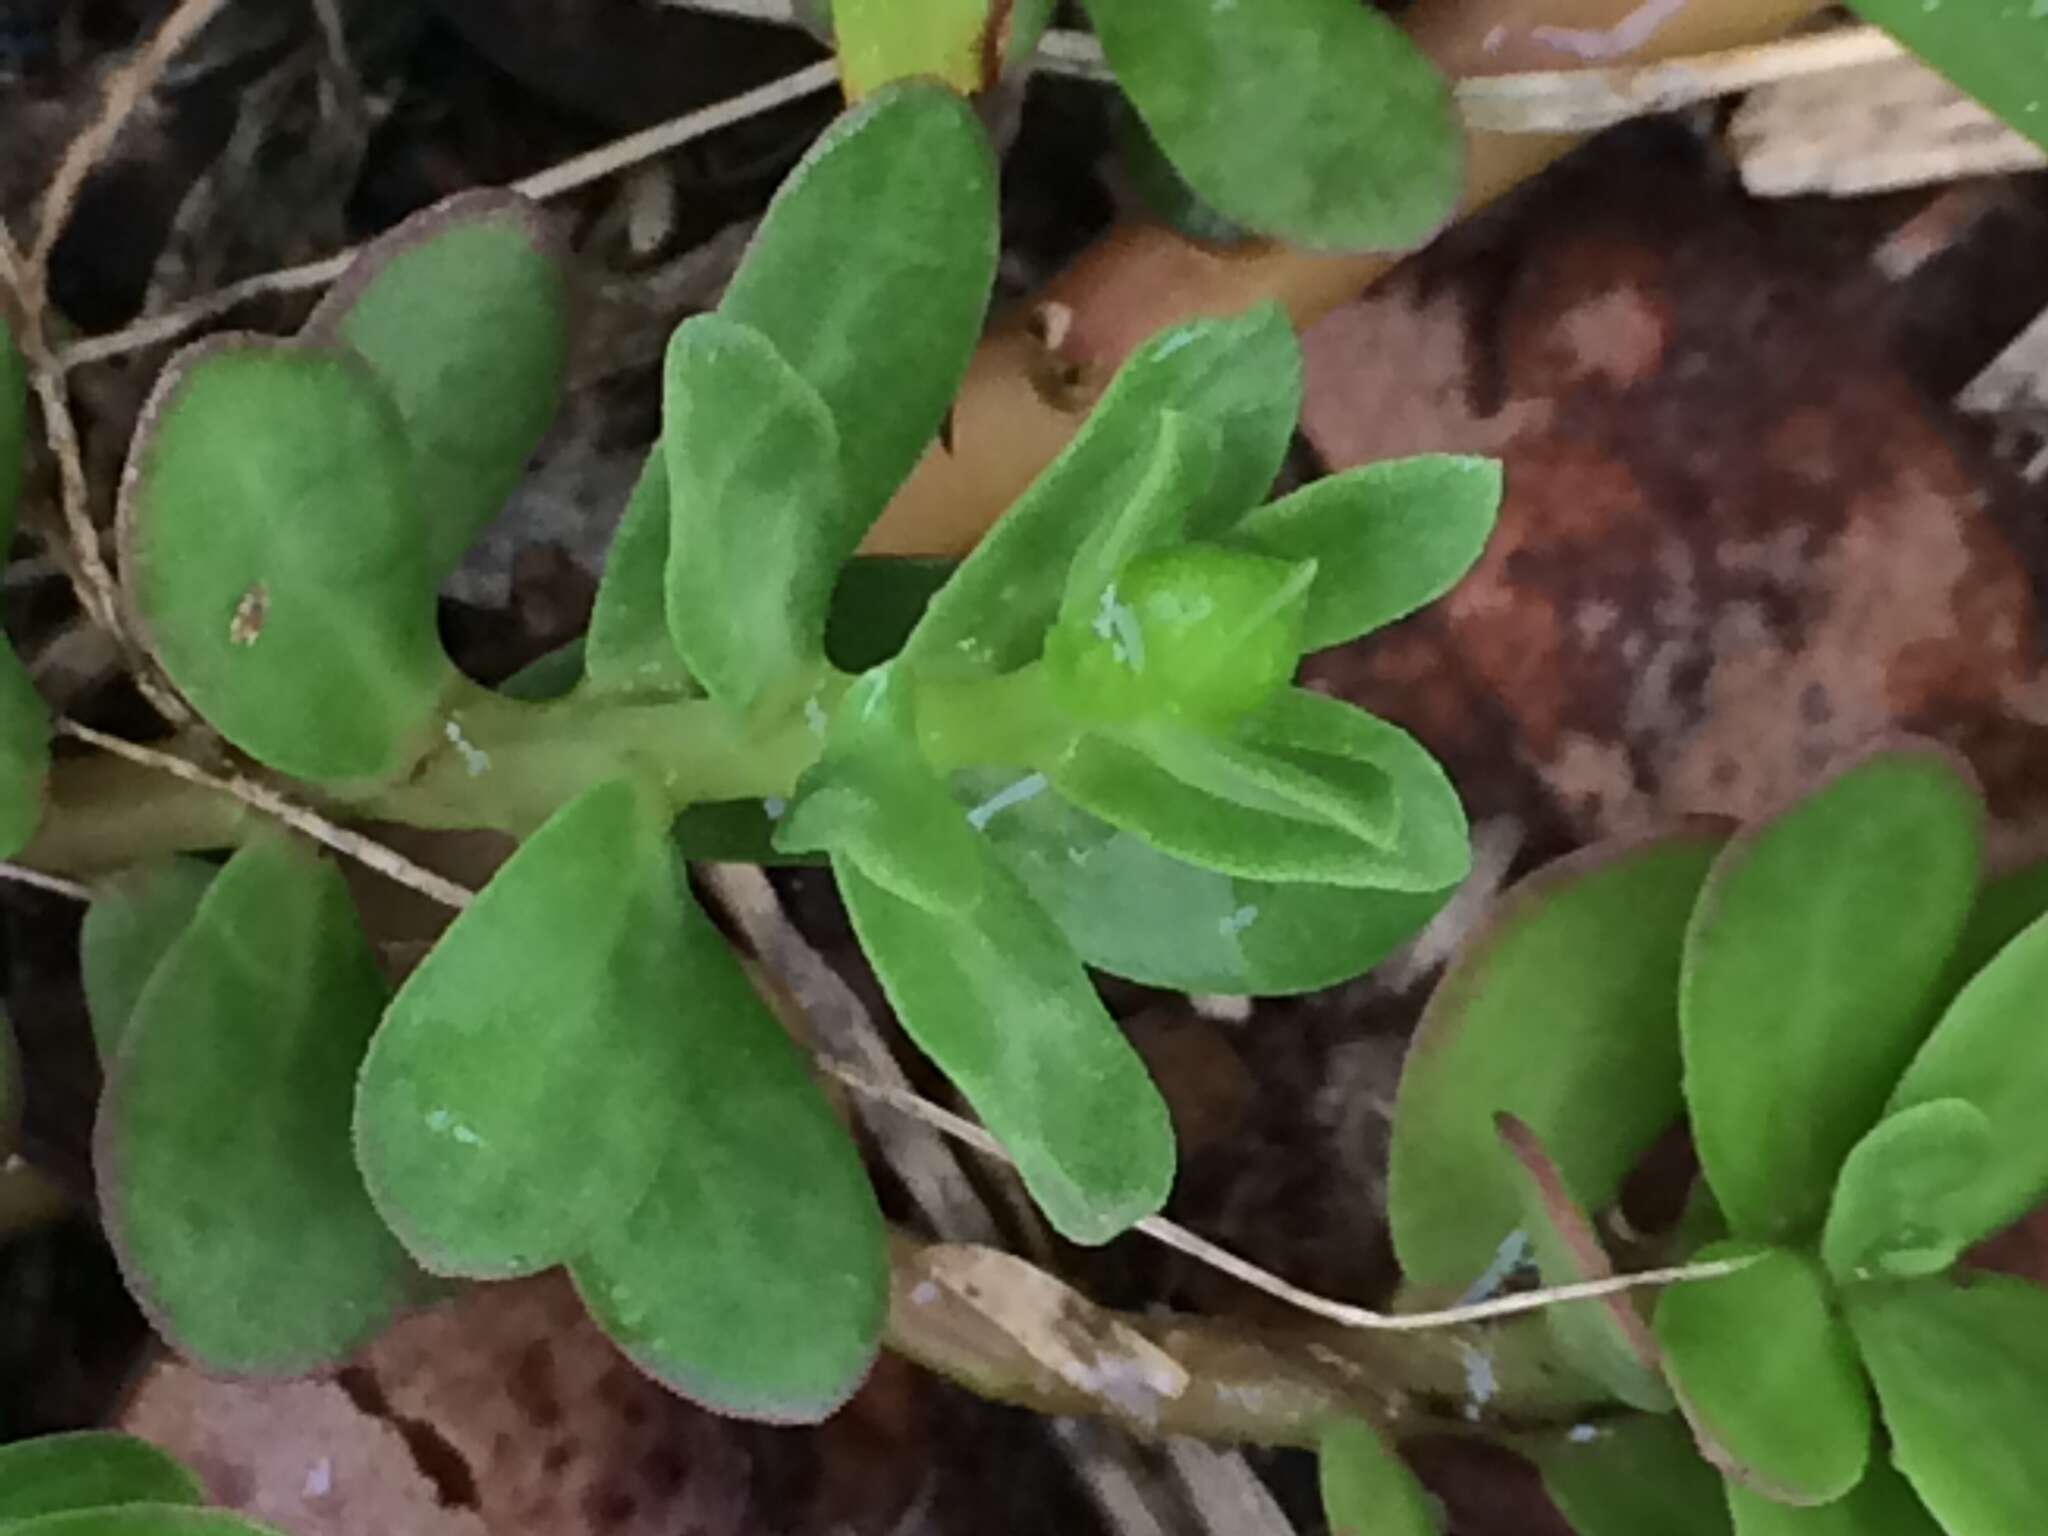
[957,767,1450,993]
[302,191,565,579]
[1845,0,2048,153]
[1822,1098,1992,1284]
[354,780,682,1277]
[1390,826,1721,1296]
[1228,455,1502,651]
[905,306,1301,677]
[1318,1419,1439,1536]
[1081,0,1460,251]
[119,339,453,781]
[0,1433,203,1523]
[80,858,215,1062]
[96,836,427,1374]
[1726,1457,1943,1536]
[1053,688,1465,891]
[1655,1243,1870,1506]
[1681,744,1980,1243]
[778,669,1173,1244]
[720,81,996,536]
[1849,1274,2048,1535]
[1535,1415,1731,1536]
[570,871,885,1423]
[662,315,842,718]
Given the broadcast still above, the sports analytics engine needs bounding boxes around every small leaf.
[1726,1458,1943,1536]
[0,1433,203,1523]
[96,836,427,1374]
[1849,1275,2048,1535]
[496,637,584,702]
[1052,410,1213,633]
[119,338,452,781]
[824,556,956,672]
[1497,1115,1671,1411]
[0,1510,284,1536]
[834,0,992,95]
[778,669,1174,1244]
[582,451,697,699]
[1654,1243,1871,1506]
[1053,689,1467,892]
[1081,0,1460,251]
[904,306,1301,676]
[1886,908,2048,1249]
[570,862,885,1424]
[958,768,1450,994]
[1318,1418,1440,1536]
[354,780,681,1277]
[1821,1098,1993,1284]
[720,81,996,534]
[664,316,844,717]
[1681,744,1980,1243]
[79,857,215,1061]
[1535,1415,1732,1536]
[302,191,565,579]
[1227,455,1502,651]
[1938,852,2048,1003]
[1844,1,2048,152]
[1388,826,1723,1293]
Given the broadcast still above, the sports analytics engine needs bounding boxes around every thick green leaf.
[302,191,565,579]
[778,669,1173,1244]
[1052,410,1213,633]
[1654,1243,1870,1505]
[835,0,991,95]
[904,306,1301,677]
[96,836,426,1374]
[1939,852,2048,1004]
[0,1433,203,1522]
[1,1510,282,1536]
[1681,745,1980,1242]
[570,870,885,1423]
[1388,827,1722,1292]
[0,643,49,857]
[1053,689,1467,892]
[663,315,842,716]
[80,858,216,1062]
[1318,1419,1439,1536]
[1227,455,1501,651]
[1845,1,2048,152]
[119,339,452,780]
[957,767,1449,993]
[583,451,696,699]
[720,82,996,535]
[1081,0,1460,251]
[1887,908,2048,1249]
[1497,1115,1671,1411]
[1822,1098,1993,1284]
[1536,1414,1731,1536]
[1726,1458,1943,1536]
[1,309,22,540]
[1850,1275,2048,1535]
[354,780,681,1277]
[496,637,584,702]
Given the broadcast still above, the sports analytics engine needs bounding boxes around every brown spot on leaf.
[229,583,267,646]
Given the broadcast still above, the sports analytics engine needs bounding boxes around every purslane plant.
[0,78,1501,1430]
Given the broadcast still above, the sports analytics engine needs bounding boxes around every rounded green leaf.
[80,857,216,1062]
[1536,1415,1732,1536]
[1849,1275,2048,1535]
[0,1433,203,1522]
[1227,455,1502,651]
[1081,0,1460,251]
[354,780,680,1277]
[95,836,427,1375]
[1843,1,2048,154]
[720,81,997,535]
[1389,826,1723,1293]
[1,1512,283,1536]
[583,452,696,699]
[119,338,453,781]
[1726,1458,1943,1536]
[1886,908,2048,1250]
[957,766,1450,994]
[1681,745,1981,1243]
[1318,1419,1439,1536]
[570,873,885,1424]
[1822,1098,1993,1284]
[1654,1243,1871,1505]
[905,306,1302,678]
[302,191,566,580]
